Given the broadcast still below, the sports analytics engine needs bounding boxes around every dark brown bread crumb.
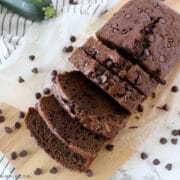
[0,115,5,123]
[34,168,42,175]
[171,138,178,145]
[70,36,76,42]
[153,159,160,165]
[137,104,144,112]
[63,46,74,53]
[43,88,51,95]
[29,55,35,61]
[165,163,172,170]
[141,152,148,160]
[172,130,178,136]
[50,167,58,174]
[14,122,21,129]
[171,86,178,93]
[19,150,27,157]
[32,67,38,74]
[86,170,93,177]
[19,111,25,118]
[35,92,41,100]
[4,126,12,133]
[105,144,114,152]
[18,76,25,83]
[160,138,167,144]
[11,152,17,160]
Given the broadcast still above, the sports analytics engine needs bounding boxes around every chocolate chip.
[171,138,178,145]
[160,137,167,144]
[51,70,57,77]
[4,126,12,133]
[11,152,17,160]
[157,104,169,111]
[34,168,42,175]
[144,49,150,56]
[153,159,160,165]
[18,76,25,83]
[32,67,38,74]
[172,130,178,136]
[63,46,73,53]
[29,55,35,61]
[69,0,78,5]
[165,163,172,170]
[86,170,93,177]
[14,122,21,129]
[0,115,5,123]
[70,36,76,42]
[19,111,25,118]
[137,104,144,112]
[50,167,58,174]
[43,88,51,95]
[105,144,114,152]
[171,86,178,93]
[19,150,27,157]
[140,152,148,160]
[35,92,41,100]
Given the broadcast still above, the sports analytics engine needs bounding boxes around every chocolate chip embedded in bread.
[137,104,144,112]
[70,36,76,42]
[0,115,5,123]
[153,159,160,165]
[18,76,25,83]
[105,144,114,152]
[86,170,93,177]
[19,111,25,118]
[19,150,28,157]
[140,152,148,160]
[29,55,35,61]
[11,152,17,160]
[4,126,12,133]
[160,137,167,144]
[63,46,74,53]
[43,88,51,95]
[32,67,38,74]
[171,86,178,93]
[35,92,41,100]
[50,167,58,174]
[14,122,21,129]
[171,138,178,145]
[34,168,42,175]
[165,163,172,171]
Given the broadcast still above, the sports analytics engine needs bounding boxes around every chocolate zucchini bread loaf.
[52,71,129,138]
[96,0,180,83]
[38,95,108,158]
[69,48,145,112]
[25,108,92,172]
[82,37,158,96]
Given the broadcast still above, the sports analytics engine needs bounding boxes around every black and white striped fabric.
[0,0,119,179]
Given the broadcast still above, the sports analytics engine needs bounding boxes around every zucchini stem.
[42,3,56,20]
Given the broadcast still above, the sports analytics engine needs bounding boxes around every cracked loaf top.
[96,0,180,83]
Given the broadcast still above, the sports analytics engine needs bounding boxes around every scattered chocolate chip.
[137,104,144,112]
[171,138,178,145]
[0,115,5,123]
[14,122,21,129]
[29,55,35,61]
[153,159,160,165]
[160,137,167,144]
[105,144,114,151]
[35,92,41,100]
[43,88,51,95]
[18,76,25,83]
[165,163,172,171]
[69,0,78,5]
[19,150,27,157]
[86,170,93,177]
[34,168,42,175]
[171,86,178,93]
[32,67,38,74]
[4,126,12,133]
[151,92,156,98]
[63,46,73,53]
[172,129,178,136]
[51,70,57,77]
[19,111,25,119]
[157,104,169,111]
[50,167,58,174]
[140,152,148,160]
[70,35,76,42]
[11,152,17,160]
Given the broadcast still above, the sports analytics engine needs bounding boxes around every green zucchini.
[0,0,56,21]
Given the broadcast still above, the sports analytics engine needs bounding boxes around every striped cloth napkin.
[0,0,119,179]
